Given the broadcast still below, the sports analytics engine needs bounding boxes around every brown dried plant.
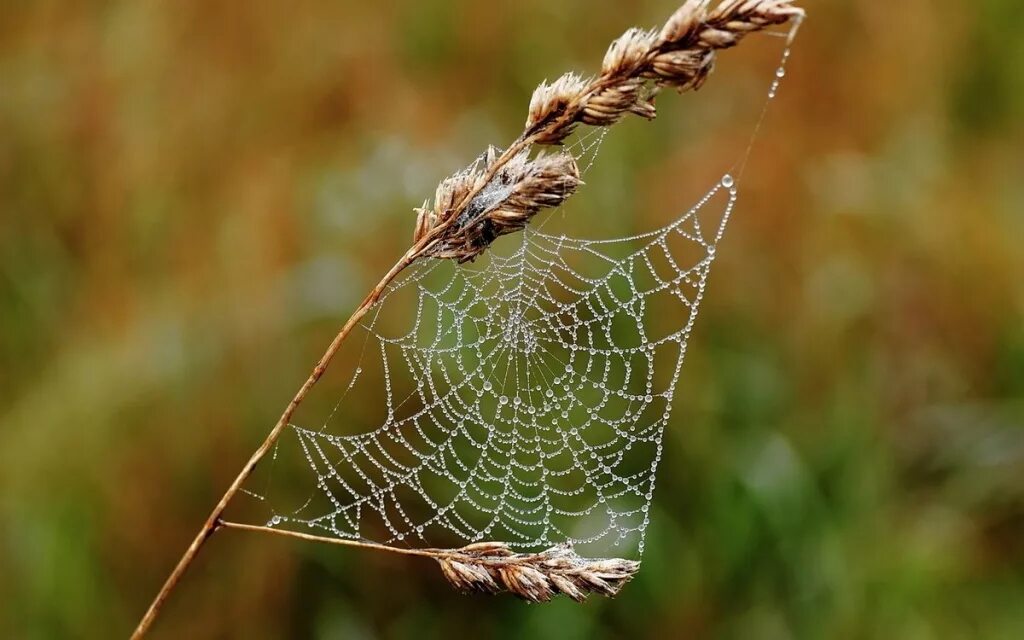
[132,2,803,636]
[437,542,640,603]
[410,0,804,263]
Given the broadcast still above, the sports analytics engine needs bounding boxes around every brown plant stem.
[132,2,802,635]
[218,521,447,559]
[130,247,422,639]
[131,193,495,637]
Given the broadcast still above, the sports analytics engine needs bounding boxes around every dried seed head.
[412,201,435,244]
[548,573,587,603]
[659,0,711,46]
[705,0,804,45]
[498,565,555,603]
[461,541,514,556]
[526,72,589,144]
[413,162,488,245]
[659,1,803,52]
[436,542,641,603]
[433,168,486,221]
[602,28,657,77]
[582,80,652,126]
[698,27,739,49]
[646,49,716,91]
[629,93,659,120]
[572,558,641,596]
[711,0,804,25]
[520,2,801,144]
[421,151,580,263]
[478,151,579,244]
[484,145,501,168]
[414,1,802,259]
[440,559,500,593]
[576,571,614,596]
[499,151,581,217]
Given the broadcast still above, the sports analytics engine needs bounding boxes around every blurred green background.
[2,0,1023,638]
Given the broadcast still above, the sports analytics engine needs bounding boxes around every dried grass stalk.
[133,3,802,635]
[414,150,581,262]
[412,0,803,263]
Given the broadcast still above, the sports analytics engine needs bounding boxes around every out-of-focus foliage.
[1,1,1022,638]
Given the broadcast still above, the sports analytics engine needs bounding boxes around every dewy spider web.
[247,29,798,560]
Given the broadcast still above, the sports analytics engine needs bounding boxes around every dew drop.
[721,174,735,189]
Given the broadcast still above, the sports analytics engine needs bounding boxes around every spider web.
[246,28,798,559]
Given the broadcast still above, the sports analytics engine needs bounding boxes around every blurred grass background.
[2,0,1023,638]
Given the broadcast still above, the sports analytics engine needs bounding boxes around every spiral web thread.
[251,32,797,560]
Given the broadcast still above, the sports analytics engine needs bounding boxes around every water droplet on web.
[483,381,493,391]
[721,174,735,189]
